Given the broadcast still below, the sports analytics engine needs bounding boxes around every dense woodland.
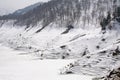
[0,0,120,31]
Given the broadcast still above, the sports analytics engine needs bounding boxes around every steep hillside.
[14,0,120,30]
[1,0,120,30]
[13,2,43,16]
[0,2,43,21]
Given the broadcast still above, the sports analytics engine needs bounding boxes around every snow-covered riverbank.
[0,45,93,80]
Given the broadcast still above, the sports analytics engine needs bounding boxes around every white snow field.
[0,20,120,77]
[0,45,93,80]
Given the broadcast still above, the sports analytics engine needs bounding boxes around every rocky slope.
[104,67,120,80]
[92,67,120,80]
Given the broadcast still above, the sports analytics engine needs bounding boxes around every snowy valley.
[0,0,120,80]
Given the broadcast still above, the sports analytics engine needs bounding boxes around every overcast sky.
[0,0,49,12]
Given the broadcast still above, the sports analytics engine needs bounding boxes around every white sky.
[0,0,49,11]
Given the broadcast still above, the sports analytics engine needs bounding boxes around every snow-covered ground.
[0,20,120,77]
[0,44,93,80]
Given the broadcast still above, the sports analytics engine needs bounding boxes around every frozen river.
[0,45,93,80]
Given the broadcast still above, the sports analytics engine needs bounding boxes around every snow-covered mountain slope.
[0,2,44,20]
[0,2,42,16]
[0,0,120,78]
[1,0,119,29]
[13,2,43,16]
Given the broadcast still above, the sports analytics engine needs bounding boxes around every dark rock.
[112,46,120,56]
[61,25,74,34]
[96,45,100,49]
[60,45,66,49]
[86,56,91,59]
[102,39,106,42]
[100,51,106,54]
[62,56,65,59]
[104,67,120,80]
[65,71,73,74]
